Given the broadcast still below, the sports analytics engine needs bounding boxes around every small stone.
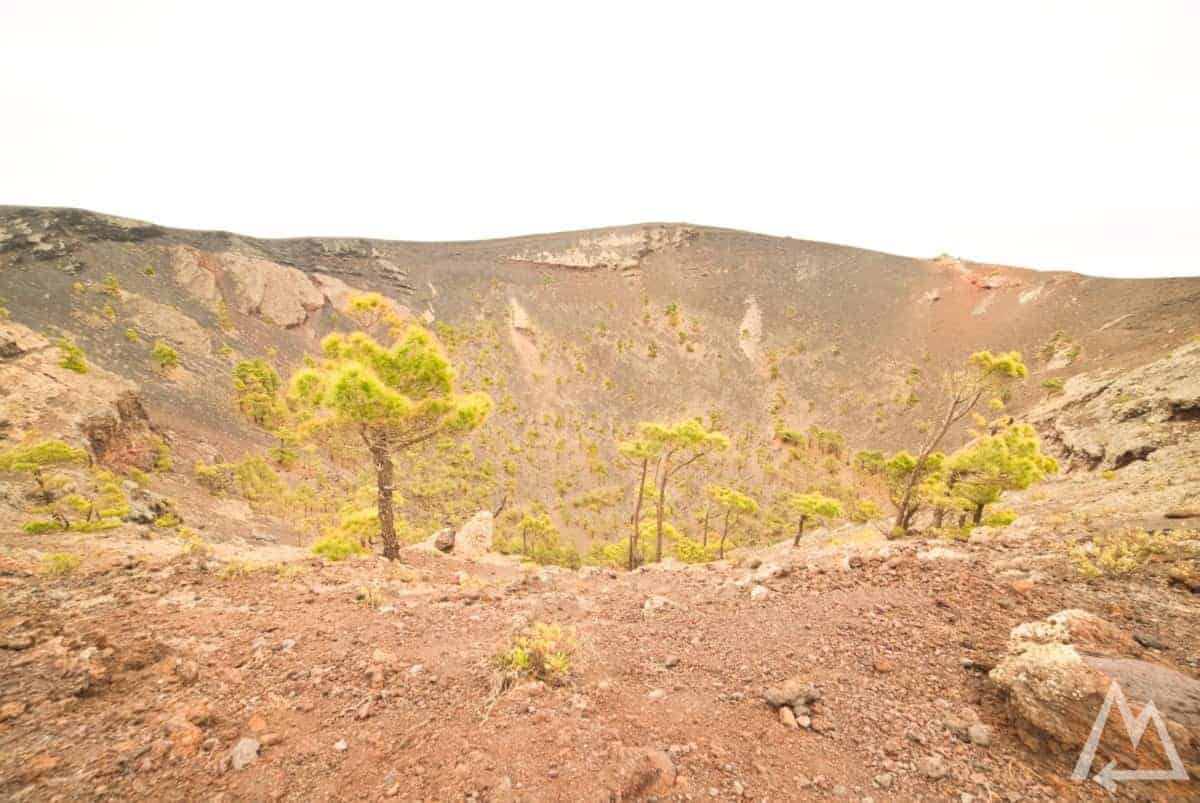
[648,688,667,701]
[0,701,26,721]
[967,723,993,747]
[872,657,894,673]
[796,714,812,729]
[1010,579,1035,595]
[917,755,948,780]
[749,584,770,602]
[334,739,348,752]
[229,737,260,770]
[664,655,680,668]
[408,664,425,676]
[1133,632,1168,650]
[779,706,798,729]
[873,772,894,789]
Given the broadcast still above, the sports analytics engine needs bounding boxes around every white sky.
[2,2,1198,278]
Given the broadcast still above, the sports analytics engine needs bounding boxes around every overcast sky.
[2,2,1197,278]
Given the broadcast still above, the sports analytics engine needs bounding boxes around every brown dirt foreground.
[1,534,1196,802]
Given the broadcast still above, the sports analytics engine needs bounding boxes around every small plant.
[101,304,116,321]
[151,340,179,372]
[982,509,1017,527]
[179,528,210,557]
[1068,528,1192,578]
[100,273,122,297]
[41,552,81,577]
[356,584,384,609]
[1102,470,1118,480]
[23,519,66,535]
[124,328,141,343]
[1041,377,1064,395]
[155,512,182,528]
[218,560,261,579]
[494,622,576,686]
[312,532,368,561]
[56,337,89,373]
[152,437,173,472]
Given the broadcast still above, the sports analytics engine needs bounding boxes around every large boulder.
[991,610,1200,796]
[451,511,494,557]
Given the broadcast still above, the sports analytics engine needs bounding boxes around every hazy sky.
[2,2,1198,278]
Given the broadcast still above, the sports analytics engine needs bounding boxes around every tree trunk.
[792,514,807,547]
[719,509,732,559]
[368,440,399,560]
[972,502,985,525]
[629,458,648,571]
[958,511,968,527]
[701,505,711,547]
[933,507,945,528]
[654,455,669,563]
[33,469,52,504]
[521,525,528,555]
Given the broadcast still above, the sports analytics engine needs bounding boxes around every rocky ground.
[1,508,1197,802]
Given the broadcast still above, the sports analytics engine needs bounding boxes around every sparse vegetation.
[56,337,89,373]
[150,340,179,372]
[41,552,81,577]
[494,622,576,686]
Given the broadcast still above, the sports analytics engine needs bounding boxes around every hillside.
[1,207,1199,801]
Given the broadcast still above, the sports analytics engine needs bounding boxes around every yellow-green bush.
[23,519,65,535]
[42,552,81,576]
[982,509,1017,527]
[194,457,281,501]
[673,536,721,563]
[494,622,575,685]
[312,532,368,561]
[56,337,88,373]
[1068,528,1195,578]
[151,340,179,371]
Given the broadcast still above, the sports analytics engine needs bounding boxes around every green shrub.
[100,273,122,297]
[194,457,281,501]
[41,552,81,576]
[982,509,1017,527]
[850,498,883,522]
[673,536,720,564]
[1102,470,1117,480]
[23,519,65,535]
[232,359,285,428]
[56,337,88,373]
[124,328,141,343]
[151,340,179,371]
[312,533,368,561]
[1041,377,1064,395]
[494,622,575,685]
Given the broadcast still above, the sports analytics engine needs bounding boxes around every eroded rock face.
[80,391,162,472]
[991,610,1200,796]
[169,246,325,328]
[125,293,211,355]
[1030,341,1200,471]
[508,226,696,271]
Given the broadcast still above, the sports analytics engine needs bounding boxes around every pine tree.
[0,439,89,503]
[706,485,758,558]
[785,492,842,546]
[635,419,729,562]
[892,351,1027,534]
[288,325,491,560]
[945,422,1058,524]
